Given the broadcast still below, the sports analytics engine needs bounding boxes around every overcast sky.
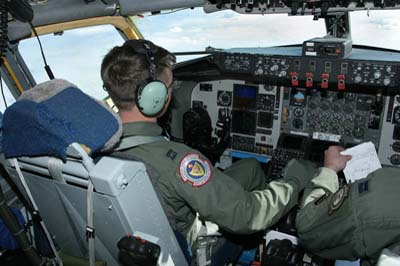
[2,8,399,111]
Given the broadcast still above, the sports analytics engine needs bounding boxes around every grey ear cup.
[133,40,169,117]
[137,80,168,117]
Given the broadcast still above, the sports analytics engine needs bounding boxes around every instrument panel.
[191,80,282,162]
[174,46,400,168]
[213,49,400,93]
[190,80,400,168]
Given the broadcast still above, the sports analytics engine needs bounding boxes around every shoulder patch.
[179,153,212,187]
[328,184,350,215]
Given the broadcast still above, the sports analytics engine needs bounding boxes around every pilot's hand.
[324,146,352,173]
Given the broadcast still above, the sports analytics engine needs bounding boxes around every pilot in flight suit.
[296,167,400,265]
[100,39,342,265]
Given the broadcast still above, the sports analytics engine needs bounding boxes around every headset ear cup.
[137,80,168,117]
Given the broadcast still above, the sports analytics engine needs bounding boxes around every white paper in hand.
[341,142,382,182]
[340,142,381,183]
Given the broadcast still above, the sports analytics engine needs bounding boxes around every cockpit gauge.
[345,93,356,102]
[320,99,331,110]
[352,127,365,139]
[217,90,232,107]
[354,114,366,127]
[392,141,400,153]
[294,108,305,117]
[292,118,304,129]
[257,94,275,111]
[390,154,400,165]
[263,85,275,92]
[393,106,400,124]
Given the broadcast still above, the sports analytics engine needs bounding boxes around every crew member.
[100,39,347,265]
[297,159,400,265]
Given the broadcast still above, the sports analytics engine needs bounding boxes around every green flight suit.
[296,167,400,265]
[118,122,320,246]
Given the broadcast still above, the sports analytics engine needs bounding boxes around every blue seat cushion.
[2,87,119,161]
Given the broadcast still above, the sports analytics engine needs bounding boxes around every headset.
[129,39,169,117]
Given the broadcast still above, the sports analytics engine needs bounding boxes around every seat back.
[1,79,188,266]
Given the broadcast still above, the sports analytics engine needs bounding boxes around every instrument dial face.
[392,142,400,153]
[393,106,400,124]
[294,108,305,118]
[390,154,400,165]
[352,127,365,139]
[217,91,232,107]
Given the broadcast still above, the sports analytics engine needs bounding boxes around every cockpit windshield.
[136,8,400,60]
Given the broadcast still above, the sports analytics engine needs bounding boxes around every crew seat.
[0,79,188,266]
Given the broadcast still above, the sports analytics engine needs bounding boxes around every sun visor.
[119,0,205,15]
[30,1,116,27]
[2,81,121,161]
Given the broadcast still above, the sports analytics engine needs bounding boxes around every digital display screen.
[281,136,302,149]
[232,110,257,136]
[258,112,274,128]
[278,134,306,150]
[233,84,258,110]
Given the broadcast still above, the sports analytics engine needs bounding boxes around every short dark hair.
[101,39,176,111]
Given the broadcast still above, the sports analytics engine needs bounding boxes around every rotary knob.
[270,64,279,71]
[354,75,362,84]
[343,114,354,126]
[374,71,382,79]
[383,78,391,86]
[256,68,264,75]
[320,99,331,110]
[354,115,366,127]
[352,127,365,139]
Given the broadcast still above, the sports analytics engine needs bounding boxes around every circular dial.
[354,115,366,127]
[343,127,352,137]
[352,127,365,139]
[292,118,304,129]
[264,85,275,92]
[217,91,232,106]
[392,142,400,153]
[343,114,354,126]
[332,101,344,112]
[308,98,319,109]
[294,108,305,118]
[390,154,400,165]
[320,99,331,110]
[345,93,356,102]
[393,106,400,124]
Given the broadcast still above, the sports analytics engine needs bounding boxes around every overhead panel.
[30,0,117,27]
[119,0,205,15]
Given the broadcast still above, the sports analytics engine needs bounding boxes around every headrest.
[2,79,122,161]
